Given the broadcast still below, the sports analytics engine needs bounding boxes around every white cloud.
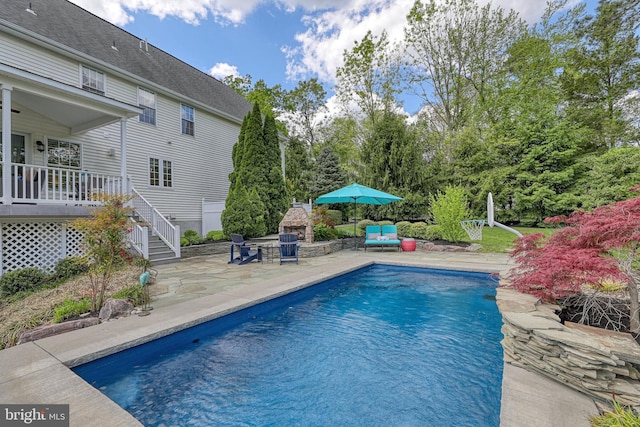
[70,0,585,91]
[209,63,240,79]
[282,0,569,84]
[282,0,412,83]
[69,0,264,26]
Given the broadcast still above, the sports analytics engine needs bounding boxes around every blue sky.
[70,0,598,116]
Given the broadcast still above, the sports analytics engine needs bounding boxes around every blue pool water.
[74,265,504,426]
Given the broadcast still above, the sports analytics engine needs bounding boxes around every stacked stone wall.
[497,287,640,410]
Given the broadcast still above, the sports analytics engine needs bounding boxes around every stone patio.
[0,249,600,426]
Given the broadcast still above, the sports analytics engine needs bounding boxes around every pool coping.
[0,252,596,426]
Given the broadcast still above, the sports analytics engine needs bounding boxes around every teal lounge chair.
[364,224,401,252]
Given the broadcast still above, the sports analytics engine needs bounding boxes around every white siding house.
[0,0,253,271]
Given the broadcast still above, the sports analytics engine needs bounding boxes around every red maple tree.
[508,193,640,335]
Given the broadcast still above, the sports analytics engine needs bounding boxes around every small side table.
[259,244,275,263]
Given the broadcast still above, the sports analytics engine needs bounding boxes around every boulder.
[98,298,134,321]
[19,317,99,344]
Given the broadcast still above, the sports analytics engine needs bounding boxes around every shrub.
[313,223,338,241]
[53,298,92,323]
[183,230,203,245]
[378,220,394,227]
[429,185,470,242]
[424,225,443,241]
[590,400,640,426]
[408,222,429,239]
[205,230,224,241]
[0,267,50,297]
[53,257,89,281]
[327,209,343,226]
[180,237,189,247]
[357,219,376,234]
[395,221,412,237]
[112,285,147,306]
[70,193,135,312]
[312,206,339,226]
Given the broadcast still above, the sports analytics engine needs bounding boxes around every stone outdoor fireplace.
[279,202,314,244]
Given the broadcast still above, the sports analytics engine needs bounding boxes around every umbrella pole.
[352,199,357,250]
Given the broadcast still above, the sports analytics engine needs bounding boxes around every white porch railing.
[130,187,180,259]
[129,219,149,260]
[2,163,122,205]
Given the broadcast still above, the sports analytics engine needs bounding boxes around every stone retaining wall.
[180,239,350,260]
[180,238,481,260]
[497,287,640,410]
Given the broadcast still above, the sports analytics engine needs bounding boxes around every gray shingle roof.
[0,0,252,122]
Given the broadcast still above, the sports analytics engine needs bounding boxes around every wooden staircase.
[147,228,180,265]
[129,211,180,266]
[129,187,181,266]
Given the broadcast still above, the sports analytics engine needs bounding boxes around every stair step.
[149,256,179,265]
[131,207,180,265]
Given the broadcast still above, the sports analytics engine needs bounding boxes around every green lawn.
[335,223,555,253]
[473,226,553,253]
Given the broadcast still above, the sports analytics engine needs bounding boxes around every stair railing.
[130,187,180,259]
[129,218,149,260]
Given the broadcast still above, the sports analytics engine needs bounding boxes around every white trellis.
[0,221,84,274]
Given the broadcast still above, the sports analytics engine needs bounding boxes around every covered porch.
[0,62,142,208]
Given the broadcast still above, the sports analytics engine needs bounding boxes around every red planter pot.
[401,238,416,252]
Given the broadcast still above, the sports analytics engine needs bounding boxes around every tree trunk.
[621,248,640,336]
[629,280,640,336]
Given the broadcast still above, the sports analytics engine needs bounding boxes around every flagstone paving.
[0,248,597,426]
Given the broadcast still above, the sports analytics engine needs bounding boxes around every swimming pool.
[73,264,503,426]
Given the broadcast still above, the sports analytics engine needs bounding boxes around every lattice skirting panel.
[1,221,84,274]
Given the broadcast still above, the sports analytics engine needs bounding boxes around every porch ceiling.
[1,63,142,135]
[12,90,130,134]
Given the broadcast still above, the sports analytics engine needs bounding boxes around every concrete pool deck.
[0,249,598,426]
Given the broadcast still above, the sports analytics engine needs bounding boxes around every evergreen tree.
[562,0,640,149]
[239,103,268,190]
[221,179,267,238]
[223,103,288,236]
[229,114,248,193]
[361,112,423,192]
[262,113,287,232]
[311,146,348,199]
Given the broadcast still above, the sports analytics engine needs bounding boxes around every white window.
[47,139,81,169]
[138,87,156,125]
[149,157,173,188]
[81,66,105,95]
[181,104,194,136]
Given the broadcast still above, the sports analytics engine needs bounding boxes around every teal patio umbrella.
[315,183,403,249]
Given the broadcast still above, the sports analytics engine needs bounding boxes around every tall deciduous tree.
[336,30,402,126]
[223,74,287,123]
[317,117,362,183]
[404,0,525,138]
[282,78,327,148]
[285,136,313,202]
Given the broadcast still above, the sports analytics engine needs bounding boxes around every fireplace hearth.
[279,202,314,243]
